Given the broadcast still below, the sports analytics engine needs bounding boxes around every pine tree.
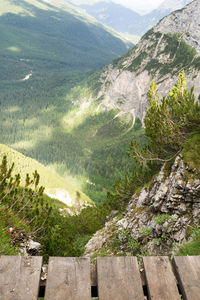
[128,71,200,163]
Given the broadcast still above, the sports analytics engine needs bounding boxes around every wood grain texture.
[173,256,200,300]
[44,257,91,300]
[143,256,180,300]
[0,255,42,300]
[97,256,144,300]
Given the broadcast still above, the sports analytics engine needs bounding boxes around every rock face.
[84,155,200,256]
[155,0,200,52]
[96,0,200,121]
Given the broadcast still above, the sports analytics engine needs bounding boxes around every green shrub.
[177,227,200,256]
[155,214,174,225]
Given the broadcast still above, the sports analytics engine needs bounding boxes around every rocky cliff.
[140,0,192,35]
[95,0,200,121]
[84,154,200,257]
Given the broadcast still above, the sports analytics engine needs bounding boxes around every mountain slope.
[0,0,134,204]
[90,0,200,121]
[0,144,92,209]
[0,0,131,69]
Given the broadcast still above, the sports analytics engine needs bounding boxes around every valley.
[0,0,135,204]
[0,0,200,261]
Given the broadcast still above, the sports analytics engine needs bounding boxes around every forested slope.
[0,0,134,203]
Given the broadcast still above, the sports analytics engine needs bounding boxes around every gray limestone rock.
[84,156,200,257]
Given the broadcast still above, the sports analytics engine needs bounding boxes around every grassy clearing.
[0,220,18,255]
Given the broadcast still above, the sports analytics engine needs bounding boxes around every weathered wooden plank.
[173,256,200,300]
[97,256,144,300]
[143,256,180,300]
[41,263,97,287]
[44,257,91,300]
[41,262,146,287]
[0,255,42,300]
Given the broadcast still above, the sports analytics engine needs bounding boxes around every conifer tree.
[128,71,200,163]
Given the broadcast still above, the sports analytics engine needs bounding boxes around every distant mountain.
[75,1,141,40]
[71,0,192,37]
[69,0,141,41]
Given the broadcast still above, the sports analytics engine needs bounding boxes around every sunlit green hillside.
[0,144,92,207]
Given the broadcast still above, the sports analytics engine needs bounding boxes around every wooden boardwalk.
[0,255,200,299]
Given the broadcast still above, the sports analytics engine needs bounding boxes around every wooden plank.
[0,255,42,300]
[44,257,91,300]
[41,263,97,287]
[173,256,200,300]
[97,256,144,300]
[143,256,180,300]
[40,262,146,287]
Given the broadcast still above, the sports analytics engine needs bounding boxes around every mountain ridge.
[156,0,192,13]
